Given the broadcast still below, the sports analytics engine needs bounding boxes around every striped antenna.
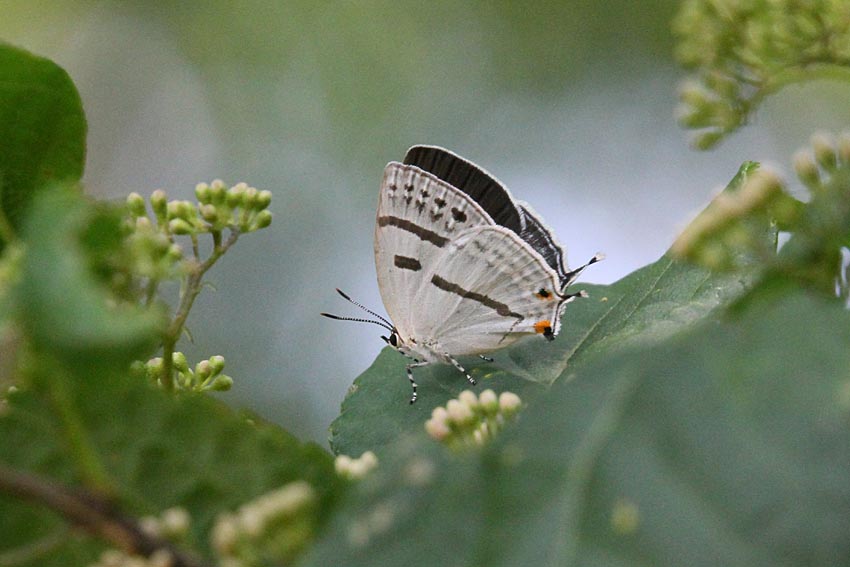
[321,289,395,332]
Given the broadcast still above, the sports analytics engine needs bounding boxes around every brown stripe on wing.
[393,255,422,271]
[377,215,449,247]
[430,274,524,319]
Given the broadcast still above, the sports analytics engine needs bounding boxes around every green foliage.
[331,253,751,457]
[0,43,86,246]
[672,133,850,298]
[304,289,850,567]
[0,43,329,567]
[0,373,338,566]
[674,0,850,148]
[4,4,850,566]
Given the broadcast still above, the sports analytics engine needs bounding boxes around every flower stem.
[160,229,239,390]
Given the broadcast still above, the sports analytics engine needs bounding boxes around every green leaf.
[17,187,163,373]
[331,256,751,457]
[0,43,86,245]
[305,289,850,567]
[0,376,340,565]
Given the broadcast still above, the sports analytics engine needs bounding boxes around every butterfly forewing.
[374,162,495,338]
[410,225,563,355]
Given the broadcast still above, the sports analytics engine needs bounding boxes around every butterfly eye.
[389,333,399,347]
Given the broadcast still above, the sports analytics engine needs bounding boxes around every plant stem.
[44,366,116,496]
[160,229,239,390]
[0,464,210,567]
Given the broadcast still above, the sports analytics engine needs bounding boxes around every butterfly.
[323,146,600,403]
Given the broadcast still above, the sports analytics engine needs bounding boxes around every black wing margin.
[518,205,570,289]
[403,145,522,234]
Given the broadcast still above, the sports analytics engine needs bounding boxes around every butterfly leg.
[447,354,476,387]
[406,361,428,404]
[478,354,494,363]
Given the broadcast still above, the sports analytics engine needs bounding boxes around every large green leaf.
[0,376,339,566]
[305,289,850,567]
[0,43,86,243]
[330,256,750,457]
[17,187,163,372]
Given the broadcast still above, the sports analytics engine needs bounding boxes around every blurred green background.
[3,1,849,443]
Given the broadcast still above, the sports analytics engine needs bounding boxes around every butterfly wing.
[409,225,564,356]
[374,161,494,337]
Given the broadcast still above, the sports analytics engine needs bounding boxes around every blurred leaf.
[0,375,339,565]
[331,255,751,457]
[0,43,86,244]
[17,187,163,373]
[305,289,850,567]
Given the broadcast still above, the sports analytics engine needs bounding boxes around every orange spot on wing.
[534,320,552,334]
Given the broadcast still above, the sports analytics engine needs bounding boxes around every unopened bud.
[446,399,473,424]
[210,374,233,391]
[209,181,226,205]
[151,190,168,219]
[172,352,189,373]
[243,187,258,209]
[208,355,225,374]
[479,389,498,412]
[160,507,190,538]
[200,204,218,223]
[425,417,451,440]
[126,192,147,217]
[195,182,211,203]
[255,210,273,229]
[168,219,194,235]
[256,190,272,210]
[227,184,245,208]
[167,244,183,261]
[812,132,837,171]
[195,360,212,380]
[458,390,479,409]
[499,392,522,415]
[793,149,820,189]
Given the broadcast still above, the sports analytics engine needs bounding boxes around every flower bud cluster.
[424,389,522,450]
[142,353,232,392]
[211,480,316,567]
[88,507,190,567]
[670,168,799,271]
[673,1,850,148]
[129,182,272,239]
[194,180,273,234]
[125,193,184,281]
[335,451,378,480]
[793,132,850,194]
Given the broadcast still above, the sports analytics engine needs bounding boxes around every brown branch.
[0,463,210,567]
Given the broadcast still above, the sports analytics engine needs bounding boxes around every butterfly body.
[324,146,600,403]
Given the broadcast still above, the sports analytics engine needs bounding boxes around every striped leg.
[447,354,476,386]
[406,361,428,404]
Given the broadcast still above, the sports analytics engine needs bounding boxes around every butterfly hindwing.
[410,225,563,356]
[374,162,494,338]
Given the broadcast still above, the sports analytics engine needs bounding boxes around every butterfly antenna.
[333,288,395,329]
[561,252,605,292]
[320,312,394,332]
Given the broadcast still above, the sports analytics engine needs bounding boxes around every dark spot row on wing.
[404,146,522,234]
[402,146,571,288]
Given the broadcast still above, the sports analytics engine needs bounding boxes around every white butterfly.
[324,146,600,403]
